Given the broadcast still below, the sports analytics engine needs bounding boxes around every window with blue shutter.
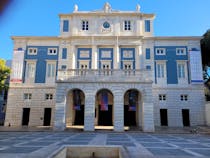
[63,20,69,32]
[146,48,150,59]
[62,48,67,59]
[145,20,150,32]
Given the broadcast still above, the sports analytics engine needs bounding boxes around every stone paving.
[0,132,210,157]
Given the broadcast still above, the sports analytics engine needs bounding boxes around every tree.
[201,29,210,67]
[201,29,210,100]
[0,59,10,91]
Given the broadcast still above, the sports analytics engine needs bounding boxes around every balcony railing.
[57,69,152,83]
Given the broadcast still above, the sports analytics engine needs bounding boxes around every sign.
[100,92,108,111]
[10,50,24,83]
[73,90,81,111]
[189,50,203,84]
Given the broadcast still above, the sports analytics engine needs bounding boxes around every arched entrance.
[66,89,85,127]
[124,89,141,128]
[95,89,113,126]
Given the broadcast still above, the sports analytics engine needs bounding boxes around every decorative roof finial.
[136,4,140,12]
[104,2,111,13]
[74,4,78,12]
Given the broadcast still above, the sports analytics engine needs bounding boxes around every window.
[146,48,150,59]
[48,48,57,55]
[176,48,186,55]
[178,63,185,78]
[156,48,166,55]
[157,64,165,78]
[82,20,89,30]
[61,65,67,70]
[124,20,131,30]
[26,62,35,78]
[24,93,32,100]
[145,20,150,32]
[146,65,151,70]
[45,94,53,100]
[62,48,67,59]
[180,94,188,101]
[159,94,166,101]
[103,21,110,28]
[47,63,56,78]
[63,20,69,32]
[28,48,37,55]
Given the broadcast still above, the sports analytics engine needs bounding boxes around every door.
[124,105,136,126]
[98,105,112,126]
[182,109,190,126]
[160,109,168,126]
[74,105,84,125]
[43,108,51,126]
[22,108,30,126]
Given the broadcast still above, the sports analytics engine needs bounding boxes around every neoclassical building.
[5,3,205,132]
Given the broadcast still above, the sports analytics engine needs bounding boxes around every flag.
[129,91,137,111]
[100,91,108,111]
[73,90,81,111]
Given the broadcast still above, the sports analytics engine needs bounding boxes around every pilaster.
[142,88,155,132]
[137,45,144,69]
[71,45,76,69]
[54,86,66,131]
[114,44,120,69]
[54,102,66,131]
[84,92,95,131]
[92,45,97,69]
[114,94,124,132]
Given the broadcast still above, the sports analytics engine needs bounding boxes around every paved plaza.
[0,131,210,158]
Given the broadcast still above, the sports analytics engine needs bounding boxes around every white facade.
[5,3,205,132]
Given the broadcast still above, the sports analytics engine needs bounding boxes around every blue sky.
[0,0,210,60]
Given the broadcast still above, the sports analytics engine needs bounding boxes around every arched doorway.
[95,89,113,126]
[124,89,141,127]
[66,89,85,127]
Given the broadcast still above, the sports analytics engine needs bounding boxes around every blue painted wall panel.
[146,65,151,70]
[24,46,58,83]
[167,60,178,84]
[120,48,135,69]
[77,48,92,69]
[154,62,157,84]
[146,48,150,59]
[154,46,188,84]
[99,48,113,69]
[62,48,67,59]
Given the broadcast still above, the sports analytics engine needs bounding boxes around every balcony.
[57,69,152,83]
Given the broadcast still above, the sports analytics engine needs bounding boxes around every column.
[114,93,124,132]
[84,91,95,131]
[114,45,120,69]
[92,45,97,69]
[142,86,155,132]
[54,86,66,131]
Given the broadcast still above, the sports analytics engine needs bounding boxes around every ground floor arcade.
[54,82,155,132]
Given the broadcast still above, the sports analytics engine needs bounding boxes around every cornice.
[11,36,59,40]
[59,12,155,19]
[144,36,202,40]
